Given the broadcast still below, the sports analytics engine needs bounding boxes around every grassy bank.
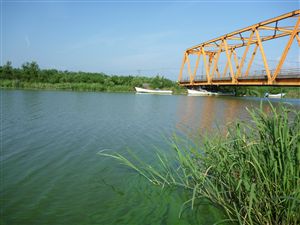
[0,79,186,94]
[217,86,299,98]
[100,104,300,224]
[0,61,186,94]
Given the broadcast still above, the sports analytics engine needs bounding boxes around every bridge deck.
[179,69,300,86]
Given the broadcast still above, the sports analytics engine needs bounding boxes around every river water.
[1,90,299,225]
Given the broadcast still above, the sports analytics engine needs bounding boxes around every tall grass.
[99,104,300,225]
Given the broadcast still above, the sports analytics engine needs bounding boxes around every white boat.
[188,89,235,96]
[187,89,217,96]
[264,93,285,98]
[135,87,172,94]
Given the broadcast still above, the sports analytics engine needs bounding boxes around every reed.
[99,104,300,225]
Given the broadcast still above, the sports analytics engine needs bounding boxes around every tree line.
[0,61,182,92]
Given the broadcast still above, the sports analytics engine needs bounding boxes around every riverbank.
[0,79,186,94]
[1,79,299,98]
[0,61,186,94]
[218,86,300,98]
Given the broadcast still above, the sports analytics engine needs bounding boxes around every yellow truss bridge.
[178,10,300,87]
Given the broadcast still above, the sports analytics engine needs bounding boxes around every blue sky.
[1,0,299,80]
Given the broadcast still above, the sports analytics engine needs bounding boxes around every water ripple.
[2,90,299,225]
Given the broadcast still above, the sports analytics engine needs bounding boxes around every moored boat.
[264,93,286,98]
[187,89,217,96]
[188,89,235,96]
[135,87,172,94]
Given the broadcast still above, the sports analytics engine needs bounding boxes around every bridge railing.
[180,68,300,83]
[275,68,300,78]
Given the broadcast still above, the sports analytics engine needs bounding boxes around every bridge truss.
[178,10,300,86]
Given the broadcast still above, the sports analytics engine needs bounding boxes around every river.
[1,89,299,225]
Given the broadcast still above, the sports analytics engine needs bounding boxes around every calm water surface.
[1,90,299,225]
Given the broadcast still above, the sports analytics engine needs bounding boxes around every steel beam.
[178,10,300,87]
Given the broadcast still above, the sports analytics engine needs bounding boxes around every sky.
[1,0,299,80]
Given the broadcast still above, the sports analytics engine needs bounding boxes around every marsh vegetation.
[100,104,300,225]
[0,61,184,93]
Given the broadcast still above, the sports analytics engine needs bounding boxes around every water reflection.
[175,96,296,138]
[176,96,241,137]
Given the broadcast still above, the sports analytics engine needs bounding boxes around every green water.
[1,90,299,225]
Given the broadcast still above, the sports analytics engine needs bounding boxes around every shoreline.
[1,86,300,101]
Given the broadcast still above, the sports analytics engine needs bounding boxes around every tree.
[151,75,164,89]
[1,61,14,79]
[22,61,40,81]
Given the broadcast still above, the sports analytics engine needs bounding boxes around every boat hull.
[135,87,172,94]
[265,93,286,98]
[187,89,218,96]
[187,89,234,96]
